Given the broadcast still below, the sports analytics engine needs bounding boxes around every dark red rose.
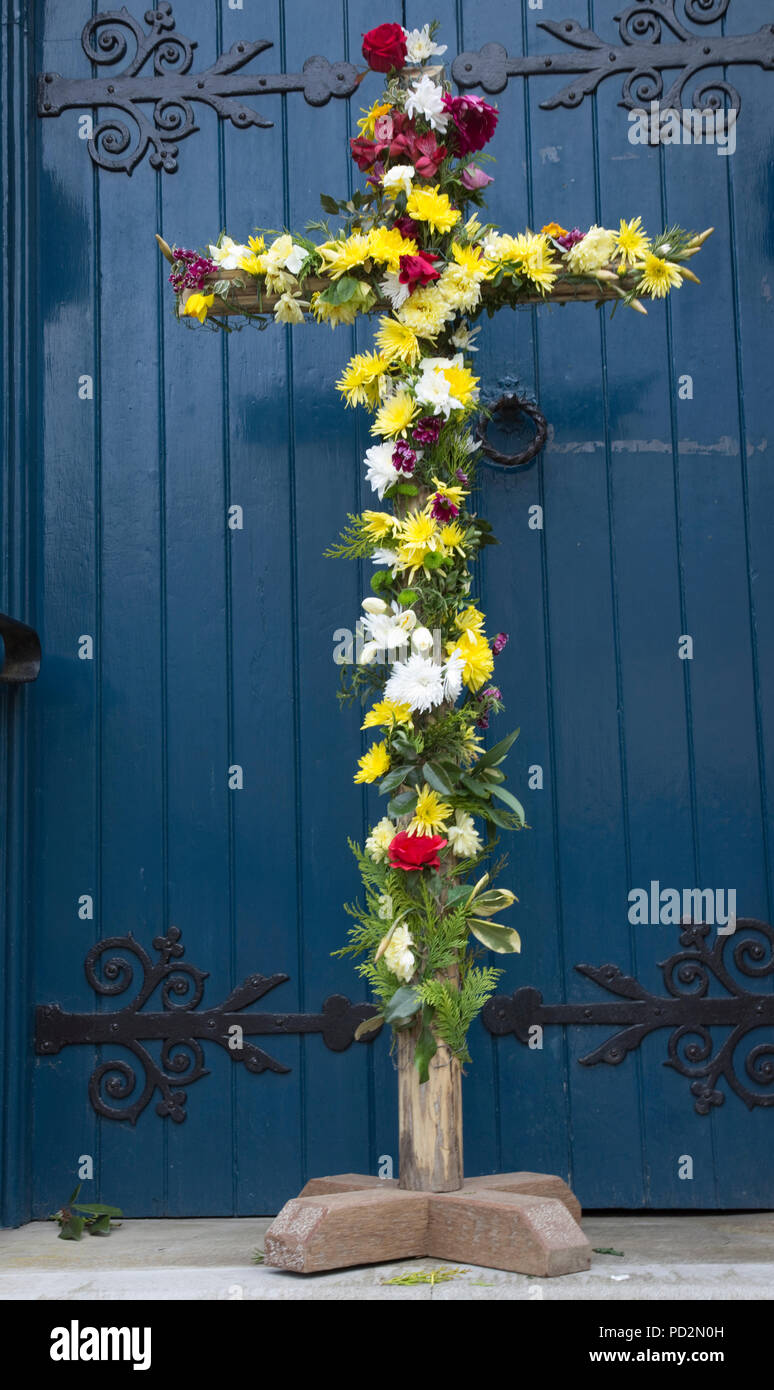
[362,23,407,73]
[442,93,499,155]
[398,251,441,290]
[350,135,379,171]
[388,831,447,872]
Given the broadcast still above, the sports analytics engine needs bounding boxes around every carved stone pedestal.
[263,1171,591,1277]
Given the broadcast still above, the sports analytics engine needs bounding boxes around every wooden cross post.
[158,36,710,1277]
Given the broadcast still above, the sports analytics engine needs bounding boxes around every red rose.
[388,831,447,872]
[442,93,499,155]
[398,251,441,291]
[362,23,407,73]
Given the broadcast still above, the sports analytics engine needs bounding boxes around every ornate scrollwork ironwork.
[483,920,774,1114]
[453,1,774,118]
[35,926,380,1123]
[36,3,360,173]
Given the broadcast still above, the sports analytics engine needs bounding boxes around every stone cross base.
[264,1172,591,1277]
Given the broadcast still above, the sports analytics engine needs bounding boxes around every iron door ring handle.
[476,393,548,470]
[0,612,42,683]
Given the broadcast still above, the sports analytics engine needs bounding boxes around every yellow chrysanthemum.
[182,292,214,323]
[451,242,492,281]
[616,216,650,269]
[354,741,391,785]
[375,316,421,367]
[564,225,617,275]
[449,628,494,692]
[405,186,462,235]
[439,520,467,555]
[432,476,468,509]
[397,284,453,339]
[357,100,392,138]
[361,510,398,541]
[441,362,480,410]
[510,232,558,293]
[316,234,372,280]
[361,699,413,730]
[455,605,486,635]
[247,234,266,254]
[367,226,417,273]
[461,724,484,766]
[237,251,265,276]
[437,263,483,314]
[396,509,445,578]
[336,351,392,408]
[408,784,453,837]
[371,390,419,439]
[638,252,683,298]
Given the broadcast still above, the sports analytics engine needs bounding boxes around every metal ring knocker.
[476,393,548,470]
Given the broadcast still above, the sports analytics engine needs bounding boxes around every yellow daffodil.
[405,186,462,235]
[336,351,392,408]
[408,784,453,837]
[616,216,650,269]
[316,234,371,280]
[638,252,683,298]
[361,699,413,730]
[354,741,391,784]
[357,100,392,138]
[375,316,421,367]
[182,292,215,323]
[367,226,417,273]
[449,628,494,692]
[371,390,419,439]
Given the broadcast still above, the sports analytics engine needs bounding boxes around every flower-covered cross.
[160,20,711,1081]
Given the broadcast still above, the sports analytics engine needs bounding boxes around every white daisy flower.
[384,653,446,713]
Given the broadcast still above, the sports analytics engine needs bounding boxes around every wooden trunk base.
[264,1172,590,1277]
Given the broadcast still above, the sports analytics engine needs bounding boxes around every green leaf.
[67,1184,82,1206]
[481,804,519,829]
[58,1215,85,1241]
[470,888,518,916]
[489,785,526,823]
[469,919,521,954]
[396,483,418,495]
[479,767,505,784]
[378,765,412,795]
[72,1202,122,1218]
[422,762,454,796]
[414,1010,438,1084]
[319,193,341,214]
[475,728,520,771]
[388,789,418,817]
[87,1214,112,1235]
[445,883,474,905]
[323,274,361,306]
[354,1014,385,1040]
[384,986,422,1028]
[460,773,490,799]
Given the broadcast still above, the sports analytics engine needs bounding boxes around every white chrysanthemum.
[403,24,447,63]
[382,164,415,198]
[364,442,400,500]
[405,75,449,132]
[384,924,416,983]
[385,653,446,713]
[380,272,411,311]
[370,546,401,571]
[446,810,483,858]
[365,816,396,862]
[565,225,617,274]
[442,647,465,703]
[415,356,468,419]
[208,236,250,268]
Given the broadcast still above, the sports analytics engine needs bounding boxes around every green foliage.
[417,966,503,1063]
[324,514,377,560]
[50,1185,122,1240]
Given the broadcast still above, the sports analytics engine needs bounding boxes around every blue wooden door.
[5,0,772,1221]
